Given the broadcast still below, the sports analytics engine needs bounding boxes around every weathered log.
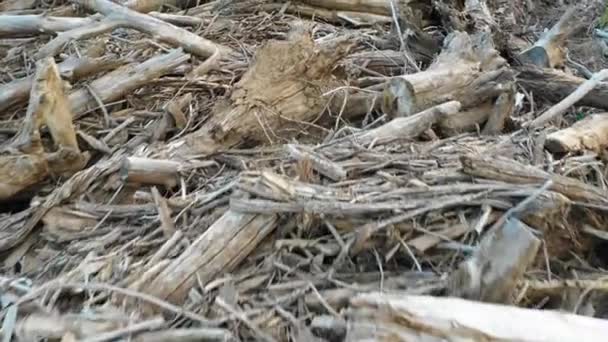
[286,144,346,181]
[345,293,608,341]
[0,15,94,37]
[120,157,181,188]
[545,114,608,154]
[518,7,577,68]
[482,87,515,134]
[517,66,608,111]
[0,55,126,112]
[461,154,608,204]
[448,218,540,303]
[69,49,190,116]
[353,101,461,146]
[141,211,278,305]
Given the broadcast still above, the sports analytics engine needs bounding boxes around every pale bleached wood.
[545,113,608,154]
[0,56,126,112]
[0,15,93,37]
[78,0,231,58]
[346,293,608,341]
[141,211,278,305]
[120,157,181,188]
[69,49,190,116]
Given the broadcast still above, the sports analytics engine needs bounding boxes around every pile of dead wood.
[2,0,608,341]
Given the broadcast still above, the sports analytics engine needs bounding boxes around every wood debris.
[1,0,608,341]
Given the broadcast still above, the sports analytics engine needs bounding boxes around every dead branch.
[529,69,608,128]
[0,14,94,37]
[78,0,231,58]
[517,66,608,110]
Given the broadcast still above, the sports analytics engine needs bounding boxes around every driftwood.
[69,49,189,116]
[345,293,608,341]
[368,31,513,135]
[545,113,608,154]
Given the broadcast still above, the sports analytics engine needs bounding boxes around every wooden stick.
[529,69,608,128]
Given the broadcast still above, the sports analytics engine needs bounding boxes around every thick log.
[482,88,515,135]
[346,293,608,341]
[364,32,512,133]
[286,144,346,181]
[517,66,608,111]
[518,7,577,68]
[0,15,93,37]
[448,218,540,303]
[141,211,278,305]
[258,3,392,26]
[545,114,608,154]
[354,101,461,146]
